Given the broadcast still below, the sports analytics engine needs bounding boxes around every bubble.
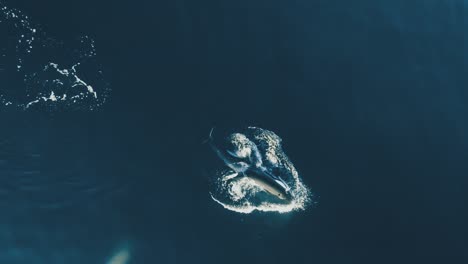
[0,1,110,111]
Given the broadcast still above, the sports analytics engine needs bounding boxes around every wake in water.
[206,127,311,214]
[0,1,110,111]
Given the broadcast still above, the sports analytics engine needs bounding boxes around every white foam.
[0,3,109,111]
[210,127,312,214]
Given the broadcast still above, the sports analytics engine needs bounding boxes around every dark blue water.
[1,0,467,263]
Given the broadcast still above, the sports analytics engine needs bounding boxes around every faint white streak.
[106,246,131,264]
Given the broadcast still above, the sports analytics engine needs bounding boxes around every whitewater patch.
[208,127,312,214]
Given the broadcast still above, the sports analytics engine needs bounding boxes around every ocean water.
[0,0,467,263]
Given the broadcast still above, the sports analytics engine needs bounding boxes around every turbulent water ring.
[208,127,312,214]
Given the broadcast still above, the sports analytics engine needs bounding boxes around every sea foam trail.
[0,1,110,111]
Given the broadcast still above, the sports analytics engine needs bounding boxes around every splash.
[0,1,110,111]
[208,127,312,214]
